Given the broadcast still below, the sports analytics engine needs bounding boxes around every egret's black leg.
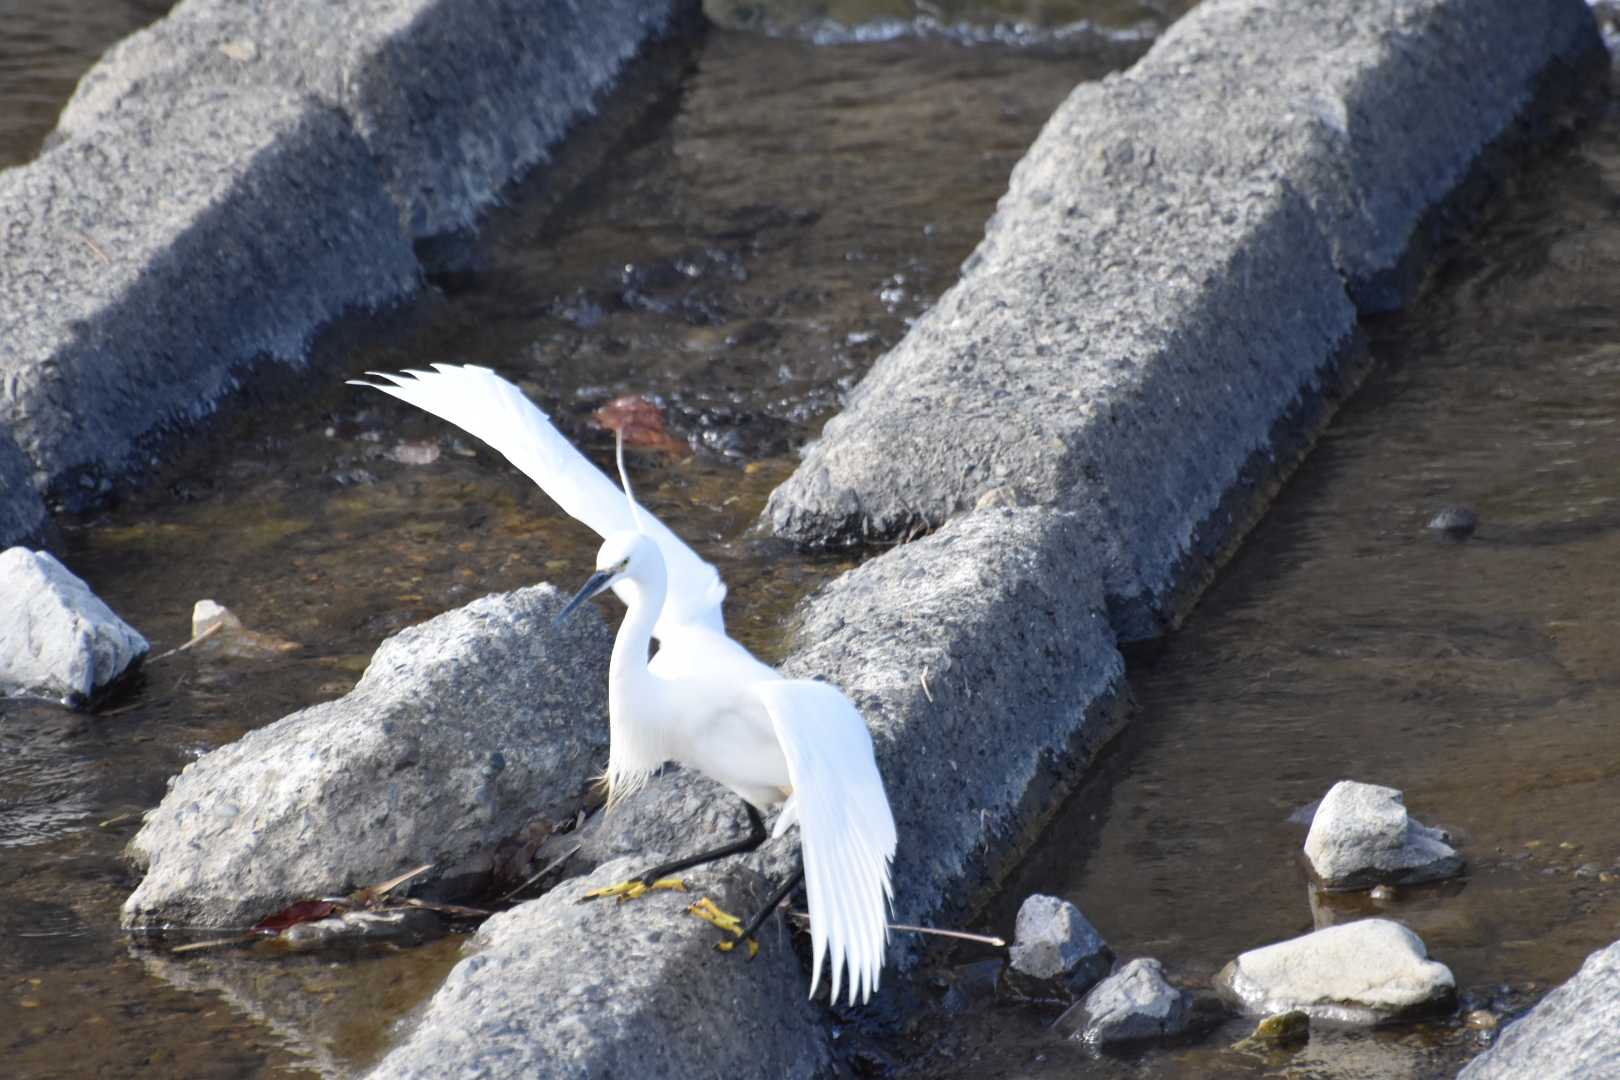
[737,863,804,943]
[581,801,768,904]
[634,802,767,885]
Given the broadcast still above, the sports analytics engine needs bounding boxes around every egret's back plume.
[350,364,897,1006]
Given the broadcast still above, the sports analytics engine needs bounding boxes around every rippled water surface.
[0,4,1136,1076]
[891,86,1620,1080]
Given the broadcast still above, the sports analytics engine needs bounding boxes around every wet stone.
[1215,919,1455,1025]
[1242,1009,1311,1049]
[1003,893,1113,1001]
[0,547,149,706]
[1055,958,1194,1046]
[1427,505,1479,537]
[1304,780,1463,890]
[1459,940,1620,1078]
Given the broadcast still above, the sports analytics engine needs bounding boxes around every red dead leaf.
[252,899,338,936]
[590,395,687,457]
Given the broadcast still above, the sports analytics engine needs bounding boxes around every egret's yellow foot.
[687,896,744,936]
[688,898,760,958]
[581,877,686,903]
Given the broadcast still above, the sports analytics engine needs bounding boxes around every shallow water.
[0,8,1132,1077]
[889,84,1620,1080]
[0,0,172,167]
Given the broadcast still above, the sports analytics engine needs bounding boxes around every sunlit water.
[0,6,1136,1077]
[890,85,1620,1080]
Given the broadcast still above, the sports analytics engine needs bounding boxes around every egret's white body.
[352,364,896,1006]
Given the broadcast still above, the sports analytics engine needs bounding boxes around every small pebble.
[1369,884,1396,900]
[1250,1009,1310,1047]
[1574,863,1601,880]
[1464,1009,1499,1031]
[1427,506,1478,537]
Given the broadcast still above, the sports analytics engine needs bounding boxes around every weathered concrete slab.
[122,585,611,931]
[768,172,1354,636]
[0,86,418,504]
[372,858,831,1080]
[1458,939,1620,1079]
[765,0,1604,638]
[0,432,47,548]
[55,0,699,238]
[0,547,149,706]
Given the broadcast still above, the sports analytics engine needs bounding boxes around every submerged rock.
[122,585,611,930]
[1215,919,1454,1025]
[1003,893,1113,1000]
[1459,939,1620,1078]
[281,908,445,951]
[0,547,149,706]
[1427,505,1479,538]
[1056,957,1194,1046]
[1304,780,1462,890]
[1236,1009,1311,1050]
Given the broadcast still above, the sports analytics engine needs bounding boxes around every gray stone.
[369,857,832,1080]
[0,86,417,505]
[55,0,698,238]
[1005,894,1112,999]
[764,0,1603,639]
[121,585,612,930]
[1057,958,1193,1045]
[0,547,149,706]
[1428,506,1479,537]
[0,433,47,549]
[1304,780,1463,891]
[1458,940,1620,1079]
[1215,919,1454,1025]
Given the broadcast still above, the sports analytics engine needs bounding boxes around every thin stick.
[920,666,934,703]
[498,844,582,902]
[789,910,1005,948]
[148,621,224,662]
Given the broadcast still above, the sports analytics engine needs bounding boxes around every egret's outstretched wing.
[349,364,726,639]
[754,679,895,1006]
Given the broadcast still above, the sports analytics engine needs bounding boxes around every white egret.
[349,364,897,1005]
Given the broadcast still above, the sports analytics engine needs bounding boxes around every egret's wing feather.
[754,679,895,1006]
[349,364,725,639]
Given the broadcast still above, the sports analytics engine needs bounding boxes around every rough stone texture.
[1056,958,1193,1045]
[0,547,149,706]
[55,0,698,238]
[1005,893,1112,999]
[1458,939,1620,1079]
[122,585,612,930]
[1303,780,1463,890]
[370,857,831,1080]
[765,0,1604,638]
[0,433,47,548]
[1215,919,1454,1025]
[0,86,418,504]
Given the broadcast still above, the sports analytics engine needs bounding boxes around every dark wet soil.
[886,80,1620,1080]
[0,6,1132,1077]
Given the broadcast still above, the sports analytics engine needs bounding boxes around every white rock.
[1216,919,1454,1025]
[1304,780,1462,889]
[0,547,148,705]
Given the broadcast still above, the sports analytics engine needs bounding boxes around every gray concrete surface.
[765,0,1603,637]
[1458,939,1620,1079]
[122,585,612,931]
[0,433,47,548]
[55,0,697,239]
[0,87,418,506]
[0,547,149,705]
[371,858,831,1080]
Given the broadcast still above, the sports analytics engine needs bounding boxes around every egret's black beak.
[557,569,616,624]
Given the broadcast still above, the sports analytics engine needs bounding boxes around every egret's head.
[556,532,659,622]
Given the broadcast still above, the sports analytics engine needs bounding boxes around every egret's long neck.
[603,565,667,806]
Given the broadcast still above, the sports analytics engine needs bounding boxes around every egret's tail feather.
[754,679,896,1006]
